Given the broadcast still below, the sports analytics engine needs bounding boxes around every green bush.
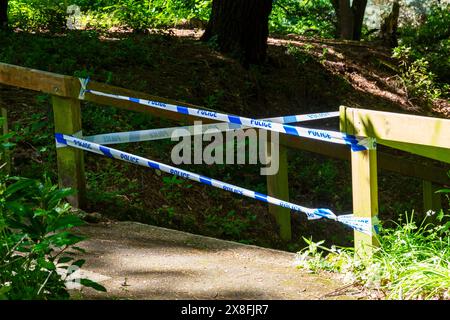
[8,0,340,37]
[0,129,106,299]
[295,198,450,299]
[9,0,68,32]
[398,4,450,85]
[393,45,445,101]
[8,0,212,32]
[270,0,336,38]
[0,176,107,299]
[99,0,211,30]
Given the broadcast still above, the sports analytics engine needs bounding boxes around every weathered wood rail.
[1,62,449,254]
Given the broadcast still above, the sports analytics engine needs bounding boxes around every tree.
[0,0,7,30]
[380,0,400,47]
[201,0,273,66]
[331,0,368,40]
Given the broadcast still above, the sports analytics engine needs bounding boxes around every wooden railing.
[1,62,449,254]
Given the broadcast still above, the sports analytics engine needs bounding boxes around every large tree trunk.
[201,0,273,66]
[332,0,353,39]
[352,0,367,41]
[332,0,367,41]
[0,0,7,30]
[381,1,400,47]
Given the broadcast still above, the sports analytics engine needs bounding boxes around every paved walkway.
[72,221,360,299]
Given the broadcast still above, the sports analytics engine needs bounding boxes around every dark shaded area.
[0,0,7,30]
[331,0,367,40]
[202,0,273,66]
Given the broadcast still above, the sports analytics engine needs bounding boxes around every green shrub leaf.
[79,279,107,292]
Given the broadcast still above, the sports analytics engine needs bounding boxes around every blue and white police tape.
[83,122,241,145]
[336,214,380,235]
[78,79,375,152]
[263,111,340,124]
[55,133,377,236]
[82,111,340,145]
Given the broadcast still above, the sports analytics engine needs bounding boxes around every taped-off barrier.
[82,111,340,145]
[78,78,376,151]
[55,133,378,236]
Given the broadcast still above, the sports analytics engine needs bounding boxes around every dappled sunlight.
[268,36,444,115]
[71,221,360,300]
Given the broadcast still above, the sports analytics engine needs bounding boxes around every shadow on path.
[72,221,362,300]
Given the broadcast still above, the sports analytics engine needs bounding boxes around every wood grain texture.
[345,107,450,163]
[422,181,442,213]
[341,106,380,255]
[53,96,86,208]
[266,135,291,240]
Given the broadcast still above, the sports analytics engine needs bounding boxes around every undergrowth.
[0,124,106,299]
[295,183,450,300]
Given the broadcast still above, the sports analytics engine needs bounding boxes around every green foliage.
[0,128,105,299]
[270,0,336,38]
[204,209,256,240]
[104,0,211,30]
[287,151,351,213]
[8,0,212,32]
[286,43,315,65]
[398,4,450,85]
[296,208,450,299]
[204,89,224,109]
[393,45,446,101]
[9,0,68,32]
[161,175,192,201]
[206,34,219,50]
[10,105,57,180]
[7,0,339,38]
[157,206,176,221]
[0,117,15,173]
[0,176,106,299]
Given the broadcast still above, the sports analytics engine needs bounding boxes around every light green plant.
[0,176,107,299]
[296,208,450,299]
[393,45,443,101]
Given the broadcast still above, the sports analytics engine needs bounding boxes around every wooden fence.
[1,62,449,255]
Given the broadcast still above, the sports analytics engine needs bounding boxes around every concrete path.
[72,221,360,300]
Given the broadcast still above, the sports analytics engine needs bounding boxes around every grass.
[295,204,450,300]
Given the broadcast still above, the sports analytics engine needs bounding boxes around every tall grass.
[295,202,450,299]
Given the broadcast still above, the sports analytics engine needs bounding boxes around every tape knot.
[78,77,90,100]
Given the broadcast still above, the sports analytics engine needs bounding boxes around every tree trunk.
[332,0,367,41]
[352,0,367,41]
[381,1,400,47]
[0,0,7,30]
[201,0,273,66]
[338,0,354,40]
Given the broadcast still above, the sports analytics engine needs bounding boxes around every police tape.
[83,122,241,145]
[264,111,340,124]
[82,111,340,145]
[78,78,375,151]
[55,133,377,236]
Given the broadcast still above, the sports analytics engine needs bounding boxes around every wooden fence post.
[423,180,442,214]
[1,108,11,174]
[266,133,291,240]
[52,96,86,208]
[340,106,380,257]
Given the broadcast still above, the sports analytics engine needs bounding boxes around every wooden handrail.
[1,62,448,185]
[1,62,449,246]
[0,62,217,122]
[343,107,450,164]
